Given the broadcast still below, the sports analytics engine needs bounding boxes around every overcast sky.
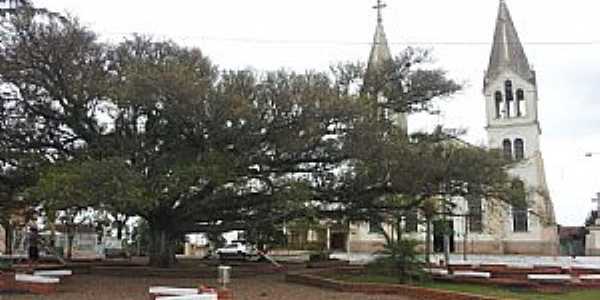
[29,0,600,226]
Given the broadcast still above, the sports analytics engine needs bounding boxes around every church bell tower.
[484,0,556,232]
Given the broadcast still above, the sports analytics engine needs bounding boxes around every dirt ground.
[6,273,412,300]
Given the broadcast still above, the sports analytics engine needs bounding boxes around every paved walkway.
[8,274,413,300]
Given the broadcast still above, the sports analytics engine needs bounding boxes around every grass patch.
[327,273,600,300]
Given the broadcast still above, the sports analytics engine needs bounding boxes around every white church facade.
[308,0,560,256]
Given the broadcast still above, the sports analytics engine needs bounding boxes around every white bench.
[579,274,600,280]
[507,263,533,269]
[33,270,73,277]
[149,286,200,296]
[424,268,449,276]
[449,261,479,267]
[453,271,491,279]
[533,264,562,268]
[15,274,60,284]
[572,264,600,270]
[527,274,571,283]
[156,295,217,300]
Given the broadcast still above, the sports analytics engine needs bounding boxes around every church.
[289,0,560,256]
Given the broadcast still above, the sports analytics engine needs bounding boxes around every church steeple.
[367,0,392,72]
[483,1,557,229]
[486,0,533,85]
[365,0,408,132]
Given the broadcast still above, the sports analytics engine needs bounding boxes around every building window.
[514,138,524,160]
[513,206,528,232]
[404,209,418,233]
[494,91,503,119]
[516,89,525,117]
[502,139,512,160]
[468,197,483,233]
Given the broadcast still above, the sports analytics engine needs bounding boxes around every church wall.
[585,227,600,256]
[344,192,558,256]
[488,126,541,164]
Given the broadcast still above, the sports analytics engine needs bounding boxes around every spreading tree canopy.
[0,6,524,267]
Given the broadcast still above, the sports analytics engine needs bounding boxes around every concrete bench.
[156,295,217,300]
[424,268,449,276]
[149,286,201,300]
[506,263,533,269]
[15,274,59,294]
[15,274,60,284]
[33,270,73,277]
[453,271,491,279]
[527,274,571,283]
[570,264,600,276]
[579,274,600,281]
[149,286,199,295]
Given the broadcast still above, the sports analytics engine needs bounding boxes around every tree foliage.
[0,7,524,268]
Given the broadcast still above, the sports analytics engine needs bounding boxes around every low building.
[42,224,103,260]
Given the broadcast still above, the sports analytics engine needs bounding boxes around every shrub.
[367,238,428,283]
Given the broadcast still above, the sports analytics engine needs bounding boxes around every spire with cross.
[373,0,387,24]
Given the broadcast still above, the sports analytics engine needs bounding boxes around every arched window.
[516,89,525,117]
[502,139,512,160]
[504,80,513,118]
[494,91,503,119]
[514,138,524,160]
[513,205,528,232]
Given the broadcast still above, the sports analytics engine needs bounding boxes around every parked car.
[215,240,259,260]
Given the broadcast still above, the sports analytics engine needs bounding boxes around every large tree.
[1,6,521,268]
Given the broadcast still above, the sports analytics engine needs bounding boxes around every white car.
[215,241,259,260]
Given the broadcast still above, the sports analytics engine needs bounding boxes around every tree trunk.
[3,222,12,255]
[148,223,177,268]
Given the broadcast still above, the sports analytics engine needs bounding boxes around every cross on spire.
[373,0,387,24]
[593,193,600,212]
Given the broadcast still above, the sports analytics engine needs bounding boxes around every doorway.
[330,232,347,251]
[433,220,455,253]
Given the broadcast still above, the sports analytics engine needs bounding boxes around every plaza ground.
[7,255,600,300]
[6,273,411,300]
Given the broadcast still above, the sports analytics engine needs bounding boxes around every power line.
[97,32,600,46]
